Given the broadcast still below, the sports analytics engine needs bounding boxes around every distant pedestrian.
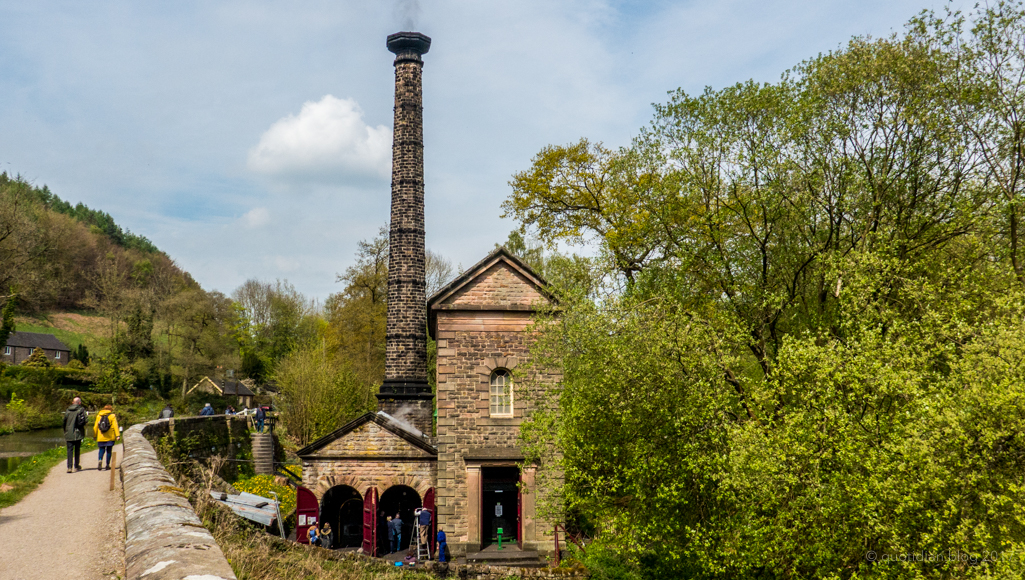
[200,403,215,416]
[389,513,403,553]
[224,405,235,415]
[417,507,432,556]
[255,405,266,432]
[93,404,120,470]
[159,404,174,419]
[63,397,87,473]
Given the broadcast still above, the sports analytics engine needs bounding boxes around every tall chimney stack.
[377,31,433,434]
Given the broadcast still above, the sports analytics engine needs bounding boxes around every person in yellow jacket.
[93,404,120,471]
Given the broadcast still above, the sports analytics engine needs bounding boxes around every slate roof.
[296,411,438,457]
[221,380,255,397]
[4,331,70,351]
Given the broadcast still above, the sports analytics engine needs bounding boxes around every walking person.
[200,402,215,416]
[63,397,87,473]
[255,405,266,433]
[159,404,174,419]
[94,404,120,470]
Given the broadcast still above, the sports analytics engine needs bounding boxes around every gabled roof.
[427,247,555,335]
[187,376,256,397]
[297,411,437,457]
[5,331,70,351]
[222,380,255,397]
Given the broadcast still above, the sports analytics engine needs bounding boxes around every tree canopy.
[510,3,1025,578]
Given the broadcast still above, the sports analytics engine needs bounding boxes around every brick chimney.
[377,31,433,434]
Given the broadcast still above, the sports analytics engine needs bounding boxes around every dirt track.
[0,444,125,580]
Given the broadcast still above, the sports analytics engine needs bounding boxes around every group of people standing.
[196,403,268,432]
[62,396,121,473]
[385,508,437,557]
[305,522,333,548]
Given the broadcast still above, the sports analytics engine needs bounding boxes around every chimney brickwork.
[378,31,434,435]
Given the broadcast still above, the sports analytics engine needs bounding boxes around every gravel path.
[0,444,125,580]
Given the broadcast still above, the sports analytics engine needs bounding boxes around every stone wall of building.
[447,263,547,307]
[434,287,562,556]
[302,421,436,500]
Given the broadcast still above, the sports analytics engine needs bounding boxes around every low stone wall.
[121,418,238,580]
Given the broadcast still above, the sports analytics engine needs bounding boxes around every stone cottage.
[296,31,562,560]
[1,331,71,366]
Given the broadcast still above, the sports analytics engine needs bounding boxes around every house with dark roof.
[1,331,72,366]
[187,376,256,408]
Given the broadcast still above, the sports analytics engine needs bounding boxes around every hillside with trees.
[507,3,1025,579]
[0,172,458,447]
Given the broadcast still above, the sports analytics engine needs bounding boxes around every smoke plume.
[395,0,421,31]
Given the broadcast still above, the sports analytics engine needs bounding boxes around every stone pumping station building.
[296,32,561,561]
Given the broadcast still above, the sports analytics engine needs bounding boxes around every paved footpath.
[0,444,125,580]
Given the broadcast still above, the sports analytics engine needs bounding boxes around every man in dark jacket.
[199,403,215,416]
[63,397,87,473]
[255,405,266,433]
[159,404,174,419]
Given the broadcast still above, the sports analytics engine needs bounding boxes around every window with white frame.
[489,369,513,416]
[55,351,61,359]
[3,346,10,356]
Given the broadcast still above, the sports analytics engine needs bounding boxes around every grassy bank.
[0,439,98,509]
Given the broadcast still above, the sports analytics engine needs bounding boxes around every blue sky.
[0,0,951,301]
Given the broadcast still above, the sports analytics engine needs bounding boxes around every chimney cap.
[387,31,431,57]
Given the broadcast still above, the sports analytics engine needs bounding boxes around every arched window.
[490,369,513,416]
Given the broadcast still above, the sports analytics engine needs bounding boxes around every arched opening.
[379,485,422,553]
[319,485,363,549]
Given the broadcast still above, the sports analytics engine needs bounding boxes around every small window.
[489,369,513,416]
[55,351,61,359]
[3,346,10,356]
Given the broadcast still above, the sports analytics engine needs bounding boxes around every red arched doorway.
[320,485,363,548]
[379,485,422,553]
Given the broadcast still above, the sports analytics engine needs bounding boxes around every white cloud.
[242,207,271,228]
[247,95,391,183]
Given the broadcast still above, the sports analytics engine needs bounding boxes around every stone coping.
[122,418,237,580]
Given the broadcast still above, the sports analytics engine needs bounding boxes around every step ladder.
[413,512,430,561]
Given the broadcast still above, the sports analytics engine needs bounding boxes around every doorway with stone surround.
[482,466,520,548]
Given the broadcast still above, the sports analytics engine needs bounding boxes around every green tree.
[0,290,16,353]
[512,4,1025,578]
[22,347,52,368]
[275,344,374,446]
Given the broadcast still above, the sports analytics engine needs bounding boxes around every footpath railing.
[121,418,237,580]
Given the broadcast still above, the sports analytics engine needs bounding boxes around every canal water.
[0,428,67,476]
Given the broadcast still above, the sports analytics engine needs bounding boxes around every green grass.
[0,439,98,509]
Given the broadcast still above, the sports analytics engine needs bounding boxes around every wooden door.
[423,487,436,556]
[296,486,319,544]
[362,487,377,556]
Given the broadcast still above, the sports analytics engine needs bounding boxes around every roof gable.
[427,247,555,335]
[297,412,437,457]
[5,332,70,351]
